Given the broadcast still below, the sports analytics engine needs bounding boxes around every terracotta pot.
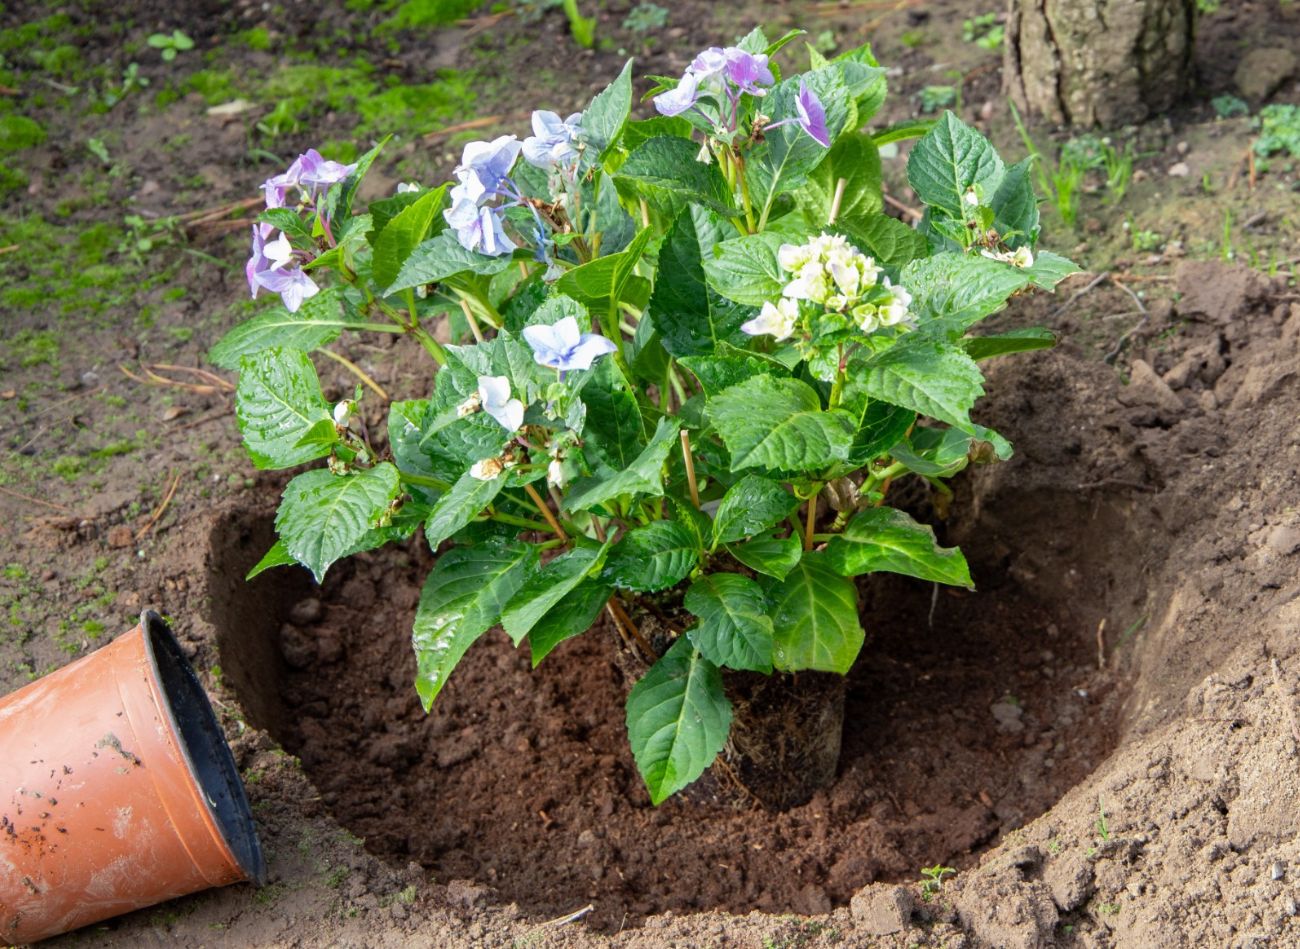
[0,611,265,945]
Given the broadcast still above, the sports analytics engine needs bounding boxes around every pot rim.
[139,609,267,885]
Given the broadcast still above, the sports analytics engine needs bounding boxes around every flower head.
[876,277,914,328]
[445,198,516,257]
[523,317,617,372]
[455,135,522,202]
[295,148,356,195]
[653,71,701,117]
[333,400,354,427]
[980,246,1035,269]
[477,376,525,433]
[523,110,583,169]
[245,223,274,298]
[741,298,800,341]
[255,266,320,313]
[723,48,773,96]
[794,79,831,147]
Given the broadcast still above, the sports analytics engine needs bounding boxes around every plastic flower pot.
[0,610,265,945]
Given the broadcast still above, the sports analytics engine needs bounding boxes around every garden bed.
[3,0,1299,946]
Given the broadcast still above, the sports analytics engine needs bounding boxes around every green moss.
[378,0,483,31]
[184,68,243,105]
[355,72,475,135]
[0,14,75,54]
[236,26,274,51]
[0,115,46,155]
[5,330,60,369]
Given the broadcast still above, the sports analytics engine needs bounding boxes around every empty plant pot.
[0,610,265,945]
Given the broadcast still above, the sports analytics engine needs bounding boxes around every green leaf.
[245,539,295,580]
[602,521,699,592]
[412,538,539,708]
[712,475,799,546]
[367,190,422,238]
[525,292,592,331]
[856,336,984,432]
[554,227,652,318]
[872,118,935,147]
[906,111,1006,218]
[798,132,883,226]
[581,59,633,160]
[563,417,680,512]
[839,391,916,467]
[423,469,506,550]
[825,507,972,587]
[235,348,332,470]
[889,426,974,477]
[902,252,1033,334]
[371,185,447,291]
[963,326,1056,361]
[209,292,352,370]
[1022,250,1080,290]
[580,357,645,469]
[684,573,774,673]
[707,375,854,472]
[259,207,314,241]
[528,580,611,666]
[679,348,787,396]
[701,224,800,307]
[726,532,802,580]
[769,551,863,674]
[501,544,606,644]
[625,636,732,805]
[991,157,1040,246]
[837,213,928,270]
[616,136,735,218]
[275,463,401,583]
[386,230,514,295]
[648,207,753,358]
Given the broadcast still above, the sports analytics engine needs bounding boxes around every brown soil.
[3,0,1300,947]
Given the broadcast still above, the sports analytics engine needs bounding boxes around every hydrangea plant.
[213,29,1076,805]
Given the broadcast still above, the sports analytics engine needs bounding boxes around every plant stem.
[485,510,554,533]
[680,430,700,509]
[606,596,656,662]
[318,348,390,401]
[458,296,485,343]
[828,177,847,225]
[523,481,567,542]
[408,321,447,365]
[397,470,451,491]
[803,487,821,551]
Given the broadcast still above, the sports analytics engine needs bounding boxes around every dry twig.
[0,485,73,514]
[135,472,182,541]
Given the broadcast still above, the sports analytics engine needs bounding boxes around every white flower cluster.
[741,233,914,340]
[980,246,1035,269]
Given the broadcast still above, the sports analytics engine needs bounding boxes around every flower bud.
[333,400,353,426]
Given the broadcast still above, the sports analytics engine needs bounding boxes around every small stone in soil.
[850,883,913,936]
[290,597,324,625]
[990,700,1025,734]
[106,525,133,549]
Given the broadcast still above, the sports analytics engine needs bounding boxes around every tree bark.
[1004,0,1197,128]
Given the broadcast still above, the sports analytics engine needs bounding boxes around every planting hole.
[207,471,1143,929]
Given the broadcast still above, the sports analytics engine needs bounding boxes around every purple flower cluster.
[246,149,355,312]
[654,46,830,148]
[653,46,774,121]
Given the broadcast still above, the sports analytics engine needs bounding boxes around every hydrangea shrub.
[214,29,1076,805]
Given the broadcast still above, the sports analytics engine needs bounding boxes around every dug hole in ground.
[39,259,1298,949]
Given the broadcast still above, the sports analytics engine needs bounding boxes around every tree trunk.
[1004,0,1197,128]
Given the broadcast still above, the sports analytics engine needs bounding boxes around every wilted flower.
[469,457,506,481]
[522,110,583,169]
[477,376,525,433]
[741,298,800,341]
[981,246,1035,268]
[523,316,617,372]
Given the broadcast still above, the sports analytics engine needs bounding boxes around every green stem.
[733,150,757,234]
[408,321,448,365]
[397,470,451,491]
[485,510,555,533]
[828,345,846,408]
